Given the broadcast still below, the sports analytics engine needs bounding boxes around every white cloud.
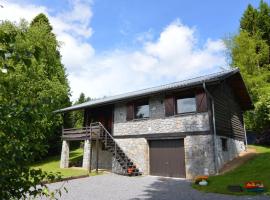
[0,2,47,22]
[69,20,227,100]
[0,1,227,102]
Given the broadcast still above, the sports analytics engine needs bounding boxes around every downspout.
[203,82,219,175]
[243,120,248,151]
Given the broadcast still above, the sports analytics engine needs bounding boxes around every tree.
[225,1,270,132]
[30,14,72,156]
[72,93,90,128]
[0,14,70,199]
[30,13,53,31]
[240,4,258,35]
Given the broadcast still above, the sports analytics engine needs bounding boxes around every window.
[134,101,149,119]
[221,138,228,151]
[176,96,196,114]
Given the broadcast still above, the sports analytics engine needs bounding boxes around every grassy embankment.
[193,145,270,195]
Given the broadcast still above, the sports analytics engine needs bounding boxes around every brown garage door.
[149,139,185,178]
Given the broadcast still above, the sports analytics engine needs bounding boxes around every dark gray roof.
[55,68,241,113]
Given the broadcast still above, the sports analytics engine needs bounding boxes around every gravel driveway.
[43,173,269,200]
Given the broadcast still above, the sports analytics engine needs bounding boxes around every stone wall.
[184,135,216,179]
[112,138,149,174]
[216,136,245,169]
[114,112,209,136]
[113,94,210,136]
[90,141,112,170]
[114,95,165,124]
[184,135,245,178]
[110,134,245,178]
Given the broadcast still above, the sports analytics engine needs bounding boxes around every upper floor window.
[134,101,149,119]
[176,96,196,114]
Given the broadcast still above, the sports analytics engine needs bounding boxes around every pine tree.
[30,13,53,31]
[240,4,258,35]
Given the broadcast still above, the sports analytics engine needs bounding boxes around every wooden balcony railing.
[62,125,101,141]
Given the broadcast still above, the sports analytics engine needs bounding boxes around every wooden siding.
[210,82,245,140]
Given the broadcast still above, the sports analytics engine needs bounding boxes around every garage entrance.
[149,139,185,178]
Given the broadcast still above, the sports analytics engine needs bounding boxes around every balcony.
[62,124,101,141]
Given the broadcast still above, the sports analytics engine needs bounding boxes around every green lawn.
[193,145,270,195]
[32,148,89,178]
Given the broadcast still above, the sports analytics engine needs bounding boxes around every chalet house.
[55,68,253,179]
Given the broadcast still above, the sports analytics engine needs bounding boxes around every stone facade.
[184,135,216,179]
[114,95,165,124]
[216,136,245,169]
[184,135,245,178]
[112,138,149,173]
[114,113,209,136]
[112,157,126,174]
[111,95,213,177]
[110,134,245,179]
[113,95,210,136]
[60,140,69,168]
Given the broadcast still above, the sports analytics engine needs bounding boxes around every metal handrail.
[63,127,90,131]
[90,122,130,173]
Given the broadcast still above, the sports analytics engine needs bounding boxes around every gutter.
[203,82,219,175]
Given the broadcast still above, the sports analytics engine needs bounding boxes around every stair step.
[133,168,139,172]
[90,124,142,177]
[132,172,141,176]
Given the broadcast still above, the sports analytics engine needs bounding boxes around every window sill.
[175,111,197,116]
[165,112,199,118]
[132,117,150,122]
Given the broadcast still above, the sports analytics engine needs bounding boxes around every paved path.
[43,174,269,200]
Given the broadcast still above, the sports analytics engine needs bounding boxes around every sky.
[0,0,262,101]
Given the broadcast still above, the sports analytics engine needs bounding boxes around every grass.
[32,148,94,178]
[193,145,270,195]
